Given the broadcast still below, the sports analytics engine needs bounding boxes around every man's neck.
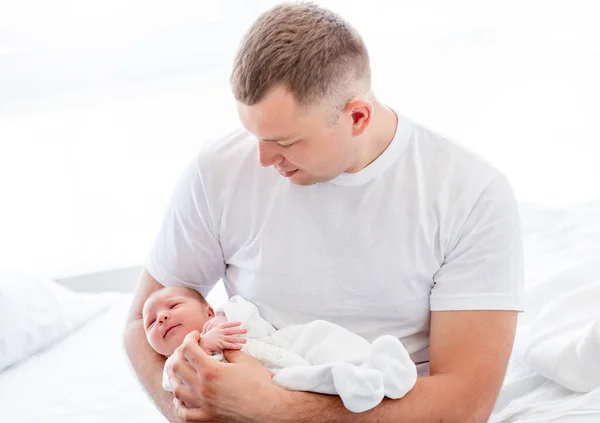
[348,101,398,173]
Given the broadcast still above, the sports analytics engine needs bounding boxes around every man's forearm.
[124,318,180,423]
[272,374,491,423]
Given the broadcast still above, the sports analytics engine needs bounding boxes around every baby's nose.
[158,313,169,323]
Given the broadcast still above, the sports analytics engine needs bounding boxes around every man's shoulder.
[406,118,505,192]
[412,120,501,178]
[398,116,515,221]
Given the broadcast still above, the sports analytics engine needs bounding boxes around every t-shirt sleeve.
[145,156,225,297]
[430,174,524,311]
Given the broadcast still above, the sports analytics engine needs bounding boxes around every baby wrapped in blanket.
[142,286,417,413]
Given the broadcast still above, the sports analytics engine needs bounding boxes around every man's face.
[142,287,212,356]
[237,85,356,186]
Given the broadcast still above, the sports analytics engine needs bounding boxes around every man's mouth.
[163,324,181,339]
[278,169,298,178]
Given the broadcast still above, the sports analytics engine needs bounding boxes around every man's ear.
[344,98,373,137]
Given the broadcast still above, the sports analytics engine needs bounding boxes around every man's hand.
[167,331,281,423]
[199,321,247,355]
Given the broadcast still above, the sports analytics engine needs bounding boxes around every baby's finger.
[221,342,243,350]
[223,327,248,336]
[224,336,247,344]
[217,321,242,329]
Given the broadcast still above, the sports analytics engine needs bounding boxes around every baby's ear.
[206,305,215,317]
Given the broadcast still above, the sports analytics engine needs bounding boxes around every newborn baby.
[143,286,417,413]
[143,286,246,358]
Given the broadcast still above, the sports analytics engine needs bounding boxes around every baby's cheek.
[148,331,165,354]
[147,333,158,349]
[170,330,188,350]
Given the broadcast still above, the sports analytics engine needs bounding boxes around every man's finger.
[223,349,275,378]
[222,349,242,362]
[221,342,243,350]
[181,336,219,372]
[223,349,254,364]
[170,382,197,404]
[174,398,213,422]
[183,330,202,344]
[168,354,198,387]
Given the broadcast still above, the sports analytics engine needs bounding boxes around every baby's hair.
[146,286,208,307]
[186,287,209,305]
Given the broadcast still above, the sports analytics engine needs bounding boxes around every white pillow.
[0,269,110,372]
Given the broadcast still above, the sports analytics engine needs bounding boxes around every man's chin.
[289,179,316,186]
[288,175,317,186]
[287,171,329,186]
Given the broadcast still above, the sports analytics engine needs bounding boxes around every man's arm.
[167,309,517,423]
[123,267,180,422]
[269,309,517,423]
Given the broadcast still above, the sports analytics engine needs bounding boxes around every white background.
[1,0,599,278]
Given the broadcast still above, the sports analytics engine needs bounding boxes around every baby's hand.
[201,314,228,335]
[199,321,247,355]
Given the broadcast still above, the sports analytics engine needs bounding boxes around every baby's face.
[142,286,213,356]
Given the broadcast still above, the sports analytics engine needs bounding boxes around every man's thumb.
[223,349,274,378]
[223,349,246,363]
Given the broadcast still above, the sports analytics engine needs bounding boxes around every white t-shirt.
[146,111,524,375]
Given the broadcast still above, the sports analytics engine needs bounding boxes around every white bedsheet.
[489,200,600,422]
[490,350,600,423]
[490,278,600,422]
[0,293,166,423]
[523,281,600,393]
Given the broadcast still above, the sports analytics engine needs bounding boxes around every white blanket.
[164,296,417,413]
[490,259,600,422]
[521,281,600,393]
[490,357,600,423]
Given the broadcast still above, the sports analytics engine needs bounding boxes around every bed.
[0,292,163,423]
[1,201,599,422]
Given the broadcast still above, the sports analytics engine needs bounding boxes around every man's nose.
[258,141,283,167]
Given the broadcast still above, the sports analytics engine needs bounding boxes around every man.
[125,3,523,422]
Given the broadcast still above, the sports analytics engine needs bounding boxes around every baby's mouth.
[163,324,181,339]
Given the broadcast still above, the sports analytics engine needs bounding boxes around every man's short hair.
[230,2,371,115]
